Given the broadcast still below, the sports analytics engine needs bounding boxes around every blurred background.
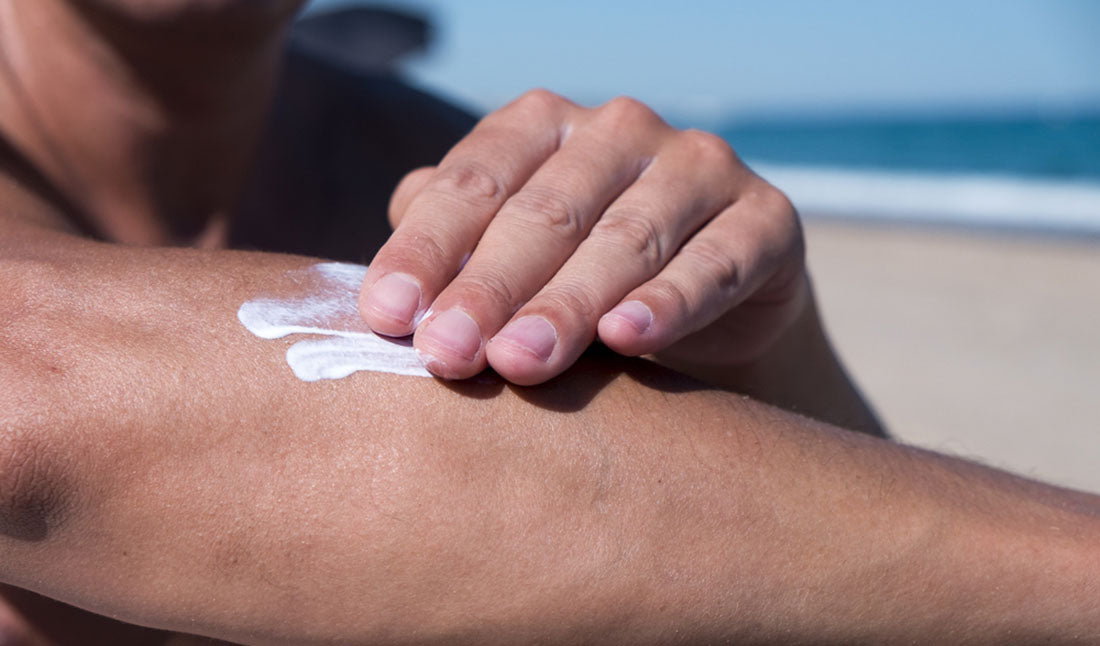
[305,0,1100,492]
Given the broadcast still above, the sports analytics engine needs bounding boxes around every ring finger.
[413,112,665,378]
[483,143,741,384]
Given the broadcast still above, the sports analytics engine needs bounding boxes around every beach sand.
[804,219,1100,494]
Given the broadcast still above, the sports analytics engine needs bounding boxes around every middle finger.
[414,112,665,378]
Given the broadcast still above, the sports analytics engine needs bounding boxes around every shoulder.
[233,36,478,261]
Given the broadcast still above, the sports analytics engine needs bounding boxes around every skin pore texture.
[238,262,431,381]
[1,0,1099,644]
[2,219,1100,646]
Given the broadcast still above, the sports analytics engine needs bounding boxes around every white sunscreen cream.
[237,262,431,381]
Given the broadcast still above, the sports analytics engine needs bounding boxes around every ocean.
[714,114,1100,235]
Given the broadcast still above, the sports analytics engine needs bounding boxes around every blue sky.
[305,0,1100,120]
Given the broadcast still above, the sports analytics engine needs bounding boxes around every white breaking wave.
[750,161,1100,234]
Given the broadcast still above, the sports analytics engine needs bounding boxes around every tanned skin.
[0,1,1097,644]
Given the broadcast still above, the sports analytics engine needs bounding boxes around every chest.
[228,50,476,263]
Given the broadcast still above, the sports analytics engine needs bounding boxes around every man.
[0,1,1096,644]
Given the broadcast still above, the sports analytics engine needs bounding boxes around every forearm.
[2,227,1097,644]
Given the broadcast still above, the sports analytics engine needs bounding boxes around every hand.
[359,89,806,384]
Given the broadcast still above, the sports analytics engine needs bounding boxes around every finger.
[483,135,739,385]
[598,182,802,358]
[414,98,668,379]
[359,90,574,337]
[0,595,49,646]
[387,166,436,230]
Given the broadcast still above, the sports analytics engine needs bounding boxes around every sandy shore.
[804,219,1100,494]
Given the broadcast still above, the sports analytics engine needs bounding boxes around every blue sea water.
[712,113,1100,234]
[720,114,1100,181]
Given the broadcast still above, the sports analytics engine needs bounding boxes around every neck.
[0,0,298,245]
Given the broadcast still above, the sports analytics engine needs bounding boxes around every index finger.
[359,90,574,337]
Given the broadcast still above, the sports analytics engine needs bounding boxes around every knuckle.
[773,192,806,259]
[785,217,808,265]
[513,88,567,118]
[389,166,436,227]
[460,266,525,312]
[535,283,602,323]
[597,95,662,131]
[396,165,435,192]
[643,277,693,321]
[750,182,806,261]
[378,229,453,277]
[755,180,797,218]
[683,238,741,297]
[505,186,587,241]
[590,209,665,270]
[682,128,739,167]
[431,162,507,205]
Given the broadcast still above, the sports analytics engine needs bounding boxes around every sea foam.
[752,162,1100,235]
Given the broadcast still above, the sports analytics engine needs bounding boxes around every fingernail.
[366,273,422,328]
[419,309,482,362]
[493,316,557,362]
[606,301,653,334]
[413,305,434,328]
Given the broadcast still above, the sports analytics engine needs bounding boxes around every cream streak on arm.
[237,262,431,381]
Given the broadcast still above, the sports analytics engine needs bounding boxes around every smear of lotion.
[238,262,431,381]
